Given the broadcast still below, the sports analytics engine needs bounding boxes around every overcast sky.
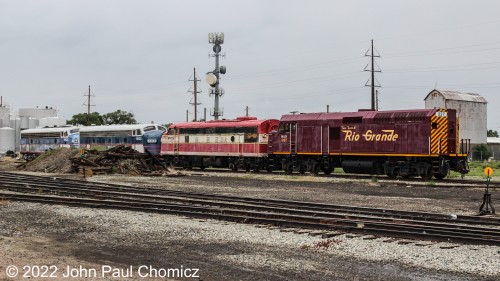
[1,0,499,131]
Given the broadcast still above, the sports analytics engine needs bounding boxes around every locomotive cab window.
[278,123,290,133]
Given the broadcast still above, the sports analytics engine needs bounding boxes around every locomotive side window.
[143,126,156,132]
[329,127,340,139]
[432,122,438,129]
[185,136,189,143]
[244,133,258,143]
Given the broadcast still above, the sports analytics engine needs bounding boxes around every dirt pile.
[22,148,81,173]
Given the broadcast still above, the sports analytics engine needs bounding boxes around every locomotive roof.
[280,108,439,122]
[20,126,79,134]
[79,124,163,132]
[169,118,278,129]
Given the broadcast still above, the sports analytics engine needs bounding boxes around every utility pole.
[204,108,207,121]
[207,32,227,120]
[186,110,189,122]
[364,39,381,111]
[83,85,95,126]
[376,90,380,111]
[188,68,202,121]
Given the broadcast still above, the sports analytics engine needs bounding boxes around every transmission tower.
[364,39,381,111]
[207,32,227,120]
[188,68,202,121]
[82,85,95,126]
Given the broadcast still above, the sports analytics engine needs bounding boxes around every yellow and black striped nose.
[431,109,448,154]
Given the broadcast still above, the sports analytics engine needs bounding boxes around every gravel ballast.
[1,201,499,280]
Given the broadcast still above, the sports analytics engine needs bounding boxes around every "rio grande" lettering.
[342,129,398,142]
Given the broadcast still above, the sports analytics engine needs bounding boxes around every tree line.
[67,110,137,126]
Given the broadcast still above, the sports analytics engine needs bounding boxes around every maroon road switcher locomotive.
[267,108,469,179]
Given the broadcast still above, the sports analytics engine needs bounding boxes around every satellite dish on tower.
[206,73,217,86]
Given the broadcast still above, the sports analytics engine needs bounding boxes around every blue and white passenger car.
[79,124,165,153]
[20,126,80,159]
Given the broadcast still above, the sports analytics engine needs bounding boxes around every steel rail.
[1,191,499,246]
[1,172,499,227]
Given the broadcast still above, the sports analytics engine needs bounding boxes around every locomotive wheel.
[433,173,446,180]
[420,167,433,180]
[386,169,398,178]
[322,167,333,175]
[285,165,293,174]
[312,164,320,175]
[299,165,306,174]
[230,163,238,172]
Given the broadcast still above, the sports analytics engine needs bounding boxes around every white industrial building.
[0,105,67,154]
[424,89,487,145]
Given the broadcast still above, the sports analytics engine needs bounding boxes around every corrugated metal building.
[487,137,500,160]
[424,89,487,145]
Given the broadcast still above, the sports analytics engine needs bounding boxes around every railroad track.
[186,167,500,189]
[0,172,499,246]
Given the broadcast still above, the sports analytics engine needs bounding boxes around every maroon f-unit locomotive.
[268,108,469,179]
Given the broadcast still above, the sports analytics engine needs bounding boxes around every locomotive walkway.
[0,172,499,246]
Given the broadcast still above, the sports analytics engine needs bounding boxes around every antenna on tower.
[82,85,95,126]
[364,39,381,111]
[207,32,227,120]
[188,68,202,122]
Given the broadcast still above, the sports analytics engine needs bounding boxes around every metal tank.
[0,107,10,128]
[20,116,29,129]
[39,117,67,128]
[0,127,16,153]
[19,107,57,119]
[28,118,39,129]
[10,118,21,152]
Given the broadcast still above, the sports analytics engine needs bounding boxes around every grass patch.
[466,161,500,177]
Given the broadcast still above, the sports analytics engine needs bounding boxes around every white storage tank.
[20,116,29,129]
[19,107,57,119]
[0,127,16,153]
[10,118,21,152]
[39,117,67,128]
[0,106,10,128]
[28,118,39,129]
